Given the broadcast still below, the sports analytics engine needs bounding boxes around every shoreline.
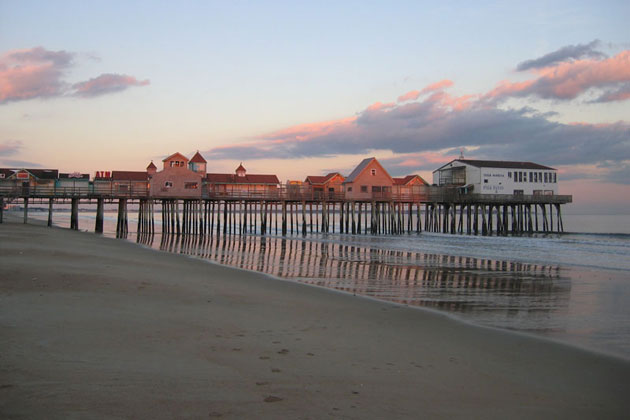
[2,221,630,418]
[11,212,630,360]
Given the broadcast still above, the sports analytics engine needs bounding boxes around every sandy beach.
[1,222,629,419]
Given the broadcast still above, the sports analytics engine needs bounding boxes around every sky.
[1,0,629,213]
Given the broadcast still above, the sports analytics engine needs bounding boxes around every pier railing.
[0,183,571,204]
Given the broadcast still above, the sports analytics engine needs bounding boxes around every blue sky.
[1,1,629,212]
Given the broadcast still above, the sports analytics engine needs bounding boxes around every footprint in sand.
[307,352,314,356]
[255,381,269,386]
[271,368,281,373]
[264,396,283,403]
[259,356,270,360]
[277,349,289,355]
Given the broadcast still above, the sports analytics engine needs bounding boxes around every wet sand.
[1,222,629,419]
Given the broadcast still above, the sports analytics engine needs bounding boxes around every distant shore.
[1,221,629,419]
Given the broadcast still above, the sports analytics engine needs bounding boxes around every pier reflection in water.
[138,232,571,334]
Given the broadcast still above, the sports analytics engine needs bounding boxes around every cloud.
[0,47,73,104]
[0,46,149,104]
[72,73,150,97]
[206,80,630,181]
[487,50,630,102]
[0,140,23,156]
[516,40,607,71]
[592,83,630,103]
[0,158,43,168]
[397,79,454,103]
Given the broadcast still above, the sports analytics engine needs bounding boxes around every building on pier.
[0,168,58,194]
[111,171,150,194]
[149,152,204,198]
[343,157,394,200]
[393,175,429,198]
[304,172,345,199]
[56,172,90,193]
[433,159,559,195]
[206,163,280,197]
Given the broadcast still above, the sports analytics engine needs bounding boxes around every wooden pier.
[0,185,571,237]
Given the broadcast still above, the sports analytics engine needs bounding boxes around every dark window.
[539,172,543,182]
[508,172,512,178]
[529,172,533,182]
[484,179,488,183]
[328,187,335,193]
[513,189,524,195]
[347,187,352,192]
[372,186,382,192]
[361,186,368,193]
[185,182,198,189]
[544,173,548,183]
[518,172,522,182]
[164,181,173,188]
[371,169,376,176]
[553,173,557,183]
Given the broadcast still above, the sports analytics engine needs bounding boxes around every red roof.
[206,173,279,184]
[236,163,246,172]
[162,152,189,162]
[190,151,207,163]
[146,161,157,170]
[112,171,148,181]
[393,175,428,186]
[305,172,344,185]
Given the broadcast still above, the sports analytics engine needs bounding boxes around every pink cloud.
[366,101,395,112]
[486,50,630,101]
[259,116,356,143]
[0,46,149,104]
[72,73,150,97]
[0,47,73,104]
[397,79,454,103]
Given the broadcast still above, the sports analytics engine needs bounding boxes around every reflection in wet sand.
[144,232,571,334]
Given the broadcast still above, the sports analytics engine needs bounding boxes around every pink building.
[149,152,204,198]
[304,172,345,199]
[392,175,429,198]
[206,163,280,197]
[342,158,394,200]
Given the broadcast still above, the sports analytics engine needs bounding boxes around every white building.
[432,159,558,195]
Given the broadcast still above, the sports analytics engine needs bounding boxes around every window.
[553,173,557,183]
[539,172,543,182]
[518,172,522,182]
[544,173,548,183]
[529,172,533,182]
[185,182,198,189]
[361,186,368,193]
[328,187,335,193]
[484,179,488,183]
[534,172,538,182]
[371,169,376,176]
[372,186,382,192]
[508,172,512,178]
[164,181,173,188]
[347,187,352,192]
[513,189,524,195]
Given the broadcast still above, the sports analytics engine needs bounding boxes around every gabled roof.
[0,168,15,178]
[304,172,344,185]
[434,159,555,172]
[190,151,207,163]
[59,173,89,180]
[206,173,279,184]
[343,158,393,184]
[147,161,157,170]
[162,152,189,162]
[236,163,246,172]
[112,171,148,181]
[393,175,428,186]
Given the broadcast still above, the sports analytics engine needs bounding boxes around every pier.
[0,185,571,236]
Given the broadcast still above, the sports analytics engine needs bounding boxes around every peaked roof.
[343,158,393,184]
[206,173,279,184]
[147,161,157,170]
[4,168,59,180]
[112,171,148,181]
[393,175,428,186]
[162,152,189,162]
[304,172,344,185]
[435,159,555,172]
[236,163,246,172]
[190,151,207,163]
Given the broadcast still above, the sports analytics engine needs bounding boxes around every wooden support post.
[0,197,3,223]
[282,201,287,235]
[302,201,306,235]
[23,197,28,224]
[70,198,79,230]
[48,198,54,227]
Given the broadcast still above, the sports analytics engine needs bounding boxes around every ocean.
[17,207,630,360]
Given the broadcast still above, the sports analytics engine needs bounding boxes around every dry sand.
[1,222,629,419]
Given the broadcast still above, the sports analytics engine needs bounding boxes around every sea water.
[21,208,630,360]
